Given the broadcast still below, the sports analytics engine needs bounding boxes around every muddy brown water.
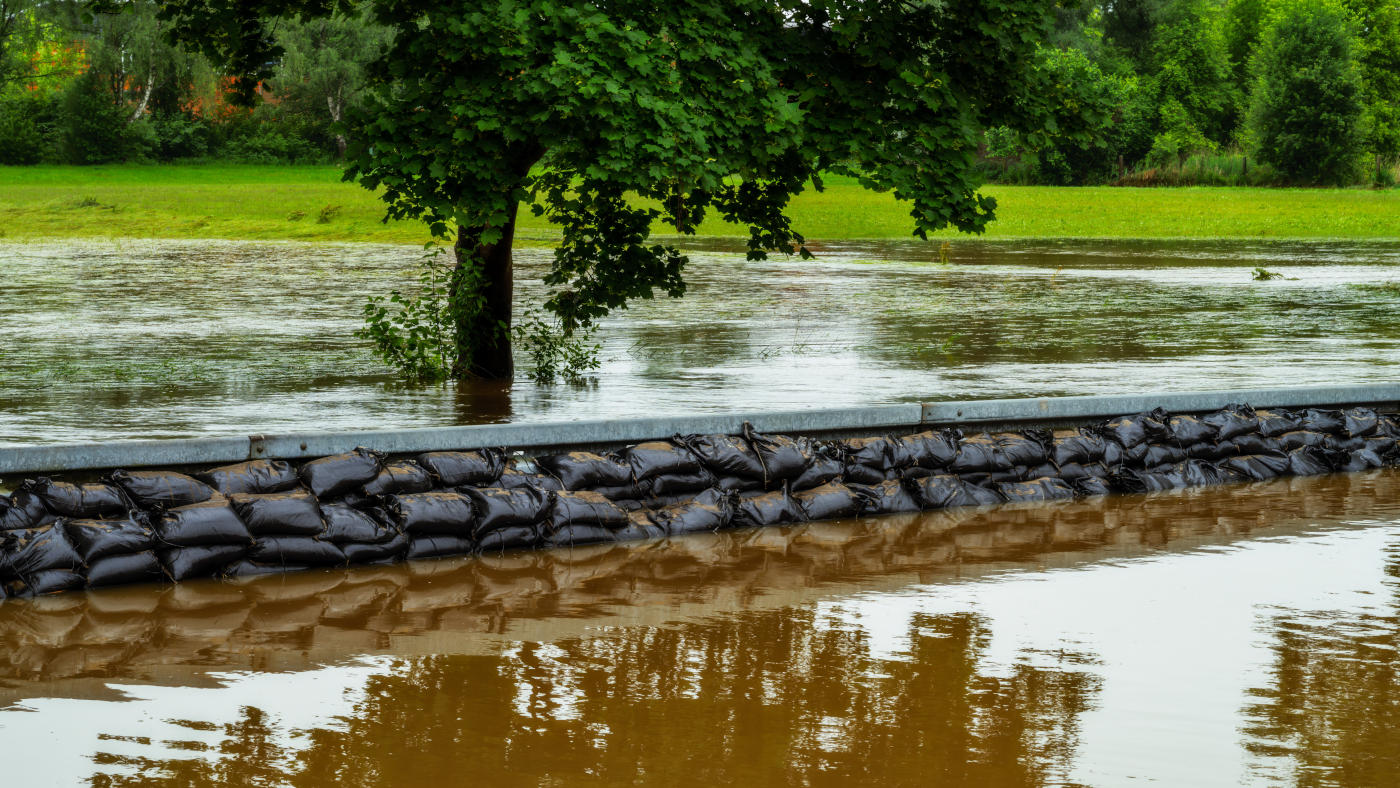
[0,470,1397,786]
[3,238,1400,446]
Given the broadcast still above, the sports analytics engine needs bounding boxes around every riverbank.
[2,164,1399,243]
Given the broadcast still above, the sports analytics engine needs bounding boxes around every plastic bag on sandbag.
[5,569,85,597]
[1098,410,1169,448]
[850,480,922,515]
[995,430,1051,467]
[496,470,565,492]
[1,525,83,579]
[248,536,346,567]
[1202,404,1259,441]
[544,524,618,549]
[996,477,1075,503]
[951,434,1008,474]
[19,478,128,519]
[1052,430,1108,466]
[342,531,410,564]
[385,492,476,536]
[648,469,717,496]
[416,449,505,487]
[477,525,542,553]
[651,488,735,536]
[87,551,163,588]
[678,434,768,479]
[159,544,247,581]
[405,534,476,560]
[1072,476,1114,497]
[321,503,398,544]
[836,436,898,471]
[549,491,628,530]
[841,463,886,486]
[743,426,814,483]
[1143,445,1187,467]
[793,482,864,521]
[110,470,216,509]
[1254,409,1301,437]
[463,486,553,535]
[0,491,57,531]
[535,451,634,490]
[1340,407,1380,438]
[1286,447,1335,476]
[362,461,435,497]
[622,441,702,480]
[893,429,961,469]
[196,460,299,496]
[909,476,1004,509]
[733,489,807,528]
[1297,408,1346,435]
[156,501,253,547]
[1219,453,1291,481]
[299,447,384,499]
[1163,414,1218,446]
[230,491,325,536]
[62,517,153,563]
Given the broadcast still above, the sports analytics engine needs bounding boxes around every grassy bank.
[1,164,1399,244]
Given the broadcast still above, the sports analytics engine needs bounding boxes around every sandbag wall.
[0,403,1396,597]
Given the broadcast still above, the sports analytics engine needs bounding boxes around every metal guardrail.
[1,383,1398,476]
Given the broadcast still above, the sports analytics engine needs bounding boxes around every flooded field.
[3,238,1400,444]
[0,470,1395,786]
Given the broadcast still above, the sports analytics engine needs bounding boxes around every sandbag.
[495,470,565,492]
[230,491,325,536]
[787,453,845,491]
[544,524,618,549]
[548,491,628,530]
[1340,447,1387,472]
[1286,447,1334,476]
[361,461,435,497]
[0,491,58,531]
[893,430,961,469]
[1229,433,1280,455]
[1021,462,1062,480]
[1101,440,1125,467]
[1098,410,1168,448]
[1052,430,1109,466]
[385,492,477,536]
[62,517,154,563]
[622,441,703,480]
[196,459,299,495]
[321,504,399,544]
[1185,441,1229,461]
[535,451,634,490]
[648,469,717,496]
[87,551,163,588]
[837,436,898,471]
[1276,430,1330,451]
[950,434,1007,474]
[1164,414,1217,446]
[5,570,85,597]
[841,463,886,486]
[1341,407,1380,438]
[1202,404,1259,441]
[1,526,83,579]
[996,477,1075,503]
[110,470,216,509]
[159,544,247,581]
[1142,445,1187,467]
[417,449,506,487]
[19,478,128,519]
[716,475,765,493]
[155,501,253,547]
[612,513,668,543]
[223,560,310,578]
[1119,441,1150,466]
[342,532,411,564]
[1072,476,1114,497]
[793,482,864,521]
[1054,462,1108,481]
[406,534,476,560]
[476,525,542,553]
[733,490,807,528]
[591,480,653,501]
[850,480,922,515]
[1112,470,1181,493]
[744,427,814,483]
[248,537,346,566]
[909,475,1003,509]
[651,488,735,536]
[299,447,384,499]
[1297,408,1345,435]
[1363,435,1399,457]
[463,487,553,535]
[1160,459,1233,487]
[1254,409,1301,437]
[995,430,1051,467]
[1220,453,1291,481]
[1326,434,1365,453]
[678,434,767,479]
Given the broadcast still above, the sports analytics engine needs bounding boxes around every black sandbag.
[679,434,767,479]
[361,461,435,497]
[160,544,247,581]
[716,475,765,492]
[850,480,922,515]
[996,477,1075,503]
[1055,462,1109,481]
[995,430,1051,467]
[87,551,163,587]
[0,491,57,531]
[1340,447,1388,472]
[535,451,634,490]
[950,434,1007,474]
[1229,433,1280,455]
[342,532,411,564]
[1186,441,1230,460]
[1341,407,1381,438]
[1021,462,1061,480]
[1072,476,1114,497]
[549,491,628,530]
[1101,439,1125,468]
[463,486,553,534]
[230,491,325,536]
[1164,414,1218,446]
[406,534,475,560]
[322,503,398,544]
[155,501,253,547]
[1112,470,1182,493]
[1254,409,1301,437]
[196,459,300,495]
[5,569,85,597]
[1098,410,1169,448]
[898,466,938,481]
[1119,440,1150,466]
[476,525,542,553]
[651,488,735,536]
[1276,430,1330,451]
[1161,459,1233,487]
[1379,414,1400,439]
[841,463,886,486]
[648,469,717,496]
[544,524,618,549]
[623,440,703,480]
[62,517,153,563]
[1326,434,1366,453]
[223,560,311,578]
[417,449,505,486]
[385,492,476,536]
[1,525,83,578]
[1052,430,1109,466]
[110,470,216,509]
[744,426,814,483]
[1142,445,1187,467]
[733,489,807,528]
[1202,404,1259,441]
[1297,408,1346,434]
[639,493,701,510]
[591,480,653,500]
[893,429,961,469]
[837,436,898,471]
[300,447,384,499]
[496,470,566,492]
[1220,452,1291,481]
[612,514,667,543]
[909,476,1005,509]
[1286,447,1334,476]
[20,478,128,519]
[793,482,864,521]
[1363,435,1399,458]
[248,536,345,566]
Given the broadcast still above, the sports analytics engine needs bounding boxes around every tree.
[1149,0,1235,144]
[1344,0,1400,166]
[151,0,1091,381]
[1248,0,1365,184]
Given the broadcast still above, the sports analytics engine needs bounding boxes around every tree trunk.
[451,206,517,380]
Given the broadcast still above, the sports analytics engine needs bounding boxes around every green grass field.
[1,164,1398,244]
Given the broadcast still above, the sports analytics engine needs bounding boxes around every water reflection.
[4,238,1400,445]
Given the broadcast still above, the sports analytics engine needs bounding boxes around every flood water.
[4,238,1400,445]
[0,470,1397,786]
